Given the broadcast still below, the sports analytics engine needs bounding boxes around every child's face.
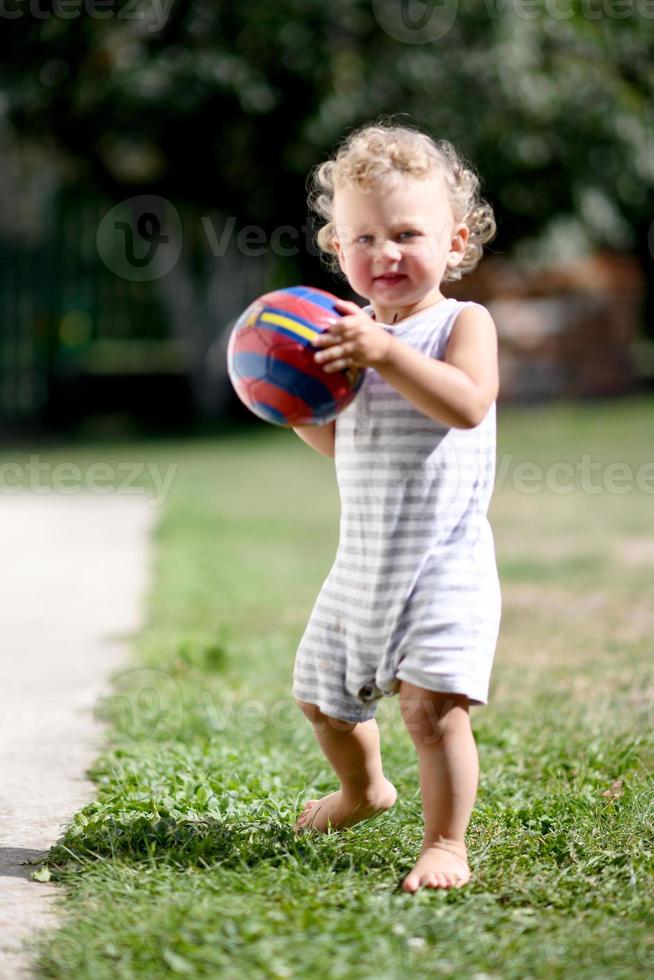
[332,172,468,320]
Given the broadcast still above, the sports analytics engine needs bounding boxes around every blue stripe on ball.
[231,351,334,408]
[284,286,339,314]
[250,401,288,426]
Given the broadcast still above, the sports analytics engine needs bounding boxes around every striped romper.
[292,297,502,724]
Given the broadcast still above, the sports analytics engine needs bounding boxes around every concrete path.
[0,493,156,977]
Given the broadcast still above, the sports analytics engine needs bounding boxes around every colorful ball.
[226,285,366,427]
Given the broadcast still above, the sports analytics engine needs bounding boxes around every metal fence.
[0,236,48,423]
[0,179,275,431]
[0,185,189,429]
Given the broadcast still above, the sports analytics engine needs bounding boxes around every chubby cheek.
[342,251,372,287]
[413,242,443,271]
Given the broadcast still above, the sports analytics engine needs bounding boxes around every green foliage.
[1,0,652,270]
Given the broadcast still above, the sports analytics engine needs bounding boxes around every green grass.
[14,396,653,978]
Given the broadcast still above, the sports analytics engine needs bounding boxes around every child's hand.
[312,299,393,372]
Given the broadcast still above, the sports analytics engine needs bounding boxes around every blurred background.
[0,0,652,439]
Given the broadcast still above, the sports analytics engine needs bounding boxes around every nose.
[375,237,402,263]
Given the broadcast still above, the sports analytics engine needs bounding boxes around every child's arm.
[292,420,336,457]
[375,306,499,429]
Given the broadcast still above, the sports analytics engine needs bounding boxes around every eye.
[398,230,419,241]
[356,234,373,244]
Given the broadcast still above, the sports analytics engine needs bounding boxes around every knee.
[399,686,469,747]
[294,698,357,732]
[295,697,324,723]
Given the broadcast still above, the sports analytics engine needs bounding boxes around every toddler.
[291,120,501,893]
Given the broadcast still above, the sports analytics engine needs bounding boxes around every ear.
[333,237,348,275]
[447,223,469,269]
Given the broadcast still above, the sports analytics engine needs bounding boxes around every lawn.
[19,395,654,978]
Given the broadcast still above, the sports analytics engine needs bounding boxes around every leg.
[293,699,397,833]
[398,680,478,892]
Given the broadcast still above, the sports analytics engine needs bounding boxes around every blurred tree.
[1,0,652,321]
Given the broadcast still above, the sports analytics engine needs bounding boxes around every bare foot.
[401,840,471,892]
[293,778,397,834]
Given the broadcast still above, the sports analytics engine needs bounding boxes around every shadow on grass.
[43,808,409,881]
[39,792,647,908]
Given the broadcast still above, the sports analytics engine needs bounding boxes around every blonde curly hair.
[306,119,496,282]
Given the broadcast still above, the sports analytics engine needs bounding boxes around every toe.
[296,800,318,823]
[293,805,317,833]
[401,873,420,893]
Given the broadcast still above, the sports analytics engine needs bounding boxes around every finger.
[323,356,352,373]
[331,313,359,328]
[313,330,342,347]
[332,299,362,314]
[315,352,338,369]
[315,341,353,363]
[314,318,340,338]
